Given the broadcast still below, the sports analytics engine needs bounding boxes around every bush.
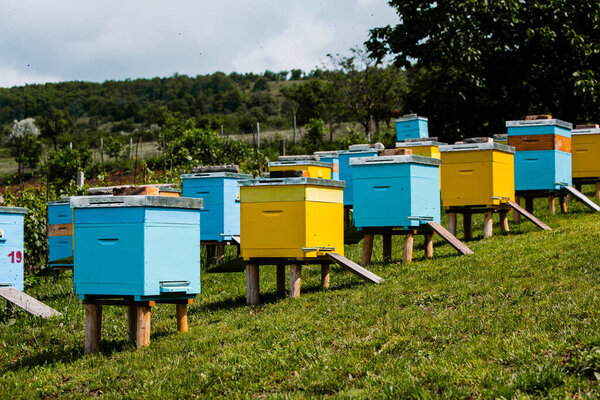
[44,147,92,190]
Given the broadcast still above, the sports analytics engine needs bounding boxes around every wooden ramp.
[0,287,62,318]
[506,201,552,230]
[326,252,384,284]
[563,186,600,212]
[426,222,474,255]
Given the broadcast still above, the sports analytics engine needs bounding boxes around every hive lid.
[395,140,447,147]
[505,119,573,130]
[47,197,74,205]
[181,172,253,179]
[493,134,508,140]
[572,128,600,135]
[268,160,332,168]
[70,195,203,209]
[350,155,441,166]
[314,151,339,158]
[239,177,345,188]
[278,155,320,161]
[0,206,27,214]
[192,165,239,173]
[439,142,515,154]
[87,184,176,195]
[348,143,385,151]
[395,114,428,122]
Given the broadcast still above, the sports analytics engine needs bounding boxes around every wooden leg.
[402,233,414,263]
[448,212,457,236]
[559,196,567,213]
[206,245,215,264]
[216,243,225,265]
[525,197,534,213]
[289,264,302,299]
[483,211,493,239]
[176,304,188,333]
[463,214,472,241]
[344,207,350,230]
[361,233,374,266]
[236,244,241,257]
[245,264,260,305]
[135,305,151,348]
[499,211,509,234]
[596,182,600,200]
[321,264,330,289]
[513,196,521,223]
[127,305,137,342]
[276,264,286,293]
[548,194,555,215]
[84,303,102,355]
[382,233,392,263]
[424,233,433,259]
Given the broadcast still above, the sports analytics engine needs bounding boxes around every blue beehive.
[0,207,26,291]
[181,172,251,242]
[314,151,340,180]
[506,119,573,191]
[71,196,203,301]
[338,143,384,206]
[396,114,429,141]
[47,198,74,268]
[350,155,441,229]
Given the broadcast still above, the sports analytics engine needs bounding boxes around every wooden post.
[206,245,215,264]
[499,211,510,234]
[513,195,521,223]
[424,233,434,258]
[216,243,225,265]
[525,197,534,213]
[548,194,556,215]
[246,264,260,305]
[463,213,472,241]
[276,265,286,293]
[344,207,350,230]
[321,264,330,289]
[447,212,457,236]
[127,305,137,342]
[402,233,414,263]
[382,233,392,262]
[84,303,102,355]
[361,233,374,266]
[559,196,567,213]
[279,139,286,156]
[176,304,188,333]
[135,305,152,348]
[289,264,302,299]
[596,182,600,200]
[483,211,493,239]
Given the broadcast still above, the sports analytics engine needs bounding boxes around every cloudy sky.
[0,0,398,88]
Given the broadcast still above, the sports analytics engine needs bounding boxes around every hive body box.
[71,196,203,301]
[239,177,344,260]
[314,151,340,180]
[181,172,251,242]
[268,161,332,179]
[0,207,26,291]
[47,198,74,268]
[572,128,600,179]
[338,147,380,206]
[351,156,441,230]
[395,115,429,141]
[395,140,446,159]
[440,143,515,208]
[506,119,573,191]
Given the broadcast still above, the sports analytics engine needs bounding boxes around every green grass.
[2,188,600,398]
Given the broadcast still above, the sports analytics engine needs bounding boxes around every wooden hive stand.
[514,186,600,219]
[204,238,241,266]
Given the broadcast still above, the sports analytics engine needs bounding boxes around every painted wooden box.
[71,196,203,301]
[268,160,332,179]
[0,207,26,291]
[440,143,515,208]
[506,119,573,191]
[396,115,429,141]
[181,172,251,242]
[314,151,340,180]
[47,198,74,268]
[350,155,441,230]
[395,139,447,159]
[338,144,384,206]
[239,177,345,260]
[572,128,600,179]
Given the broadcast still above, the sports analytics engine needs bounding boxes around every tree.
[367,1,600,141]
[8,118,43,175]
[37,107,73,150]
[44,147,92,189]
[104,136,124,161]
[303,118,326,153]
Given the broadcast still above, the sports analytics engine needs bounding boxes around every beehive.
[493,134,508,145]
[572,127,600,179]
[268,160,332,179]
[395,114,429,141]
[71,196,203,301]
[338,144,384,206]
[0,207,26,291]
[314,151,340,180]
[239,177,344,260]
[395,139,447,159]
[440,143,515,208]
[351,155,441,229]
[47,198,74,268]
[506,119,573,191]
[181,172,251,242]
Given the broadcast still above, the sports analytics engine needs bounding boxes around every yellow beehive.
[268,161,332,179]
[240,177,344,260]
[395,140,446,159]
[440,143,515,208]
[572,128,600,179]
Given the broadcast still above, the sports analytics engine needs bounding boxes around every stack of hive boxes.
[571,124,600,183]
[268,156,332,179]
[0,207,26,291]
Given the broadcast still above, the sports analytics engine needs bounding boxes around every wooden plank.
[562,186,600,212]
[113,186,160,196]
[0,288,62,318]
[326,252,384,284]
[48,223,73,237]
[425,222,474,255]
[508,134,571,152]
[84,304,102,355]
[506,201,552,230]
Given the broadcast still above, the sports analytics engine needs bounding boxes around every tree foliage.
[8,118,43,174]
[37,107,73,150]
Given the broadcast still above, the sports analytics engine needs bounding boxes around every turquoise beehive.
[314,151,340,180]
[181,172,251,242]
[396,114,429,141]
[0,207,26,291]
[47,198,74,268]
[338,143,384,206]
[350,155,440,230]
[71,196,203,301]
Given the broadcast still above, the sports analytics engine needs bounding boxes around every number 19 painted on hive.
[8,251,22,263]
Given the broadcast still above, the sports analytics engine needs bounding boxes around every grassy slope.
[1,189,600,398]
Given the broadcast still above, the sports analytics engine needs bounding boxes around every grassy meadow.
[1,188,600,398]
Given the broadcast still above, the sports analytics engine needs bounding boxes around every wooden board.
[48,223,73,237]
[562,186,600,211]
[508,134,571,152]
[326,252,383,284]
[0,287,62,318]
[506,201,552,230]
[425,222,474,255]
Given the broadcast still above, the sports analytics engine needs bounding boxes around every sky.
[0,0,398,88]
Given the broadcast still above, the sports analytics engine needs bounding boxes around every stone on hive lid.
[525,114,552,120]
[575,124,599,129]
[378,148,413,156]
[191,165,240,173]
